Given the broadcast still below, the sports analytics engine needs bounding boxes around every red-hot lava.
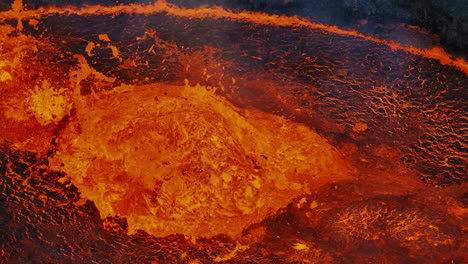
[0,0,466,263]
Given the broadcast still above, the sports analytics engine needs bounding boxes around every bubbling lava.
[50,81,353,237]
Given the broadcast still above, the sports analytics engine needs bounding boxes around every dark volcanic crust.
[1,0,467,56]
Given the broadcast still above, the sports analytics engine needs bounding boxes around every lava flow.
[0,0,467,263]
[51,80,352,238]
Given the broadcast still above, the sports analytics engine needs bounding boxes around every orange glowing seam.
[1,0,467,75]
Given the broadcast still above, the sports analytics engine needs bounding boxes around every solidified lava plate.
[0,0,467,263]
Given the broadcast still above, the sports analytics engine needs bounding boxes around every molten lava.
[0,0,466,263]
[50,81,352,237]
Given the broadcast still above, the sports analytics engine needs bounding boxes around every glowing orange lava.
[0,2,354,237]
[0,1,466,262]
[49,80,353,237]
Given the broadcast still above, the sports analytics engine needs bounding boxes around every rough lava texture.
[0,1,466,263]
[49,82,352,238]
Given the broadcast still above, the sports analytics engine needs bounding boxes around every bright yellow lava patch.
[27,80,70,125]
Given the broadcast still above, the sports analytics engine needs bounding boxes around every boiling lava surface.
[0,0,467,263]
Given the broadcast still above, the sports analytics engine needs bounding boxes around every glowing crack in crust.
[50,82,353,237]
